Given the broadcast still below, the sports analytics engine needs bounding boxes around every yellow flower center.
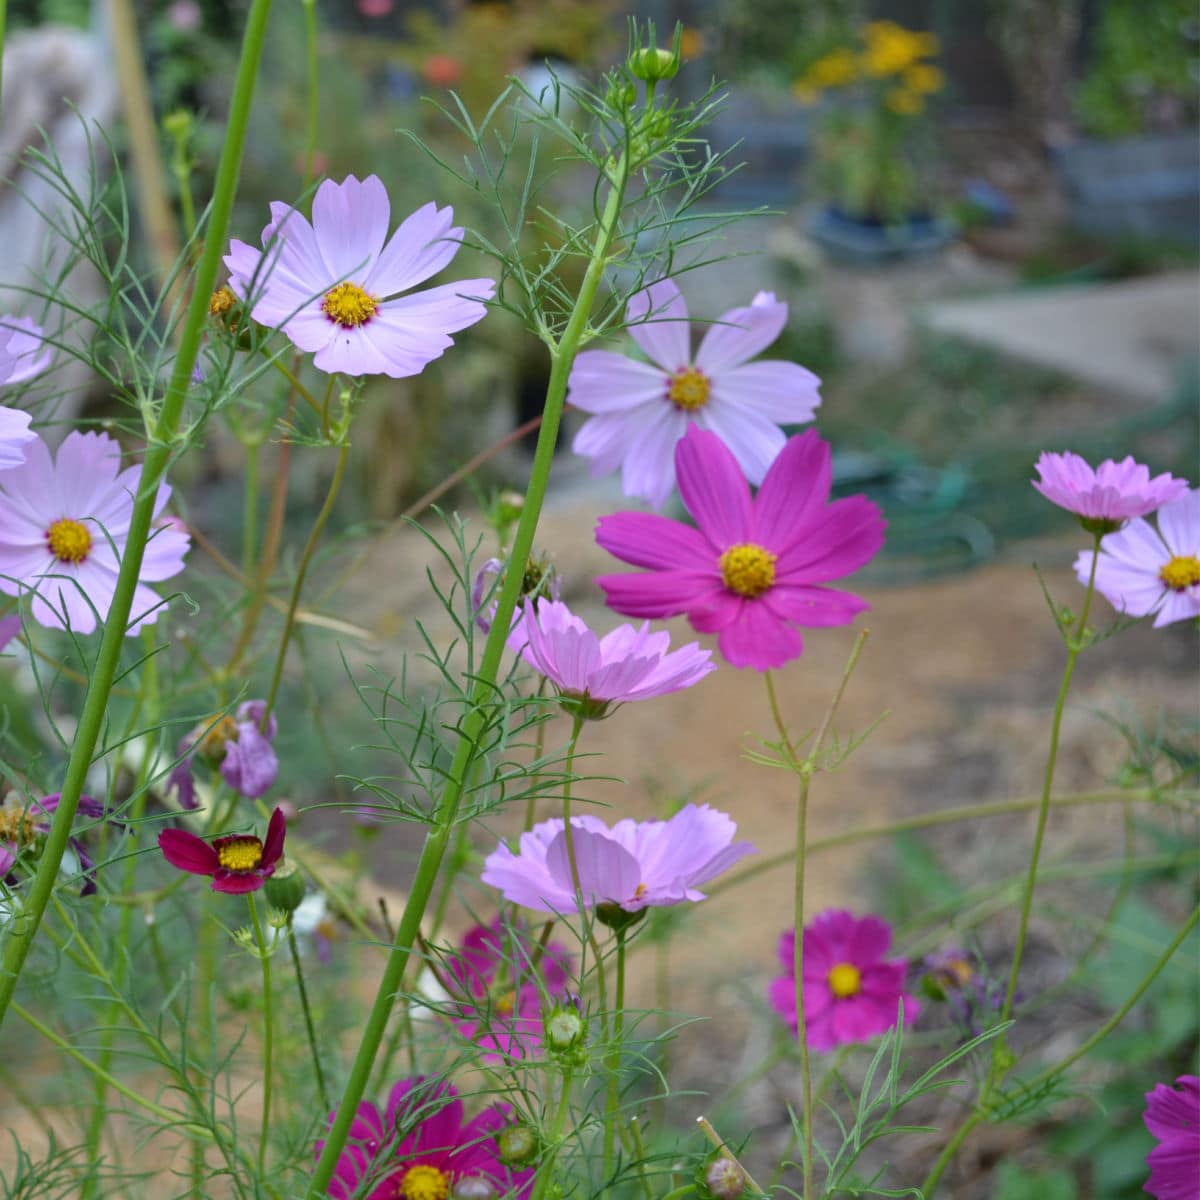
[0,806,37,846]
[828,962,862,998]
[322,281,379,328]
[216,837,263,872]
[46,517,92,564]
[398,1164,450,1200]
[209,286,237,317]
[719,543,777,598]
[667,366,710,412]
[197,715,240,763]
[494,989,516,1017]
[1160,554,1200,592]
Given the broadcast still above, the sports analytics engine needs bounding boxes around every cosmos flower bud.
[543,1003,586,1054]
[628,26,681,83]
[605,77,638,112]
[451,1179,496,1200]
[701,1153,747,1199]
[262,860,306,914]
[495,1123,539,1167]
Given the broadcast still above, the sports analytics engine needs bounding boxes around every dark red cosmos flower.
[157,807,286,894]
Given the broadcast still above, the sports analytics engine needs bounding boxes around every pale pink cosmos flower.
[569,278,821,508]
[481,804,755,915]
[1075,489,1200,628]
[0,407,35,471]
[0,431,190,634]
[0,316,51,387]
[596,426,885,671]
[1143,1074,1200,1200]
[769,909,919,1053]
[225,174,495,378]
[1033,451,1188,524]
[508,597,715,716]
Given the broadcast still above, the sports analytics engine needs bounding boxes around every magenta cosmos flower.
[509,597,715,717]
[0,407,35,471]
[1075,489,1200,628]
[0,316,51,387]
[481,804,754,916]
[445,917,575,1062]
[0,431,190,634]
[0,792,108,896]
[769,909,919,1053]
[596,426,886,671]
[157,807,285,894]
[317,1075,532,1200]
[225,174,495,378]
[1033,451,1188,527]
[168,700,279,810]
[1143,1074,1200,1200]
[569,278,821,508]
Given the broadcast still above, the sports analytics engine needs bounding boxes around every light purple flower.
[568,278,821,508]
[168,700,279,810]
[471,554,559,634]
[508,597,715,717]
[0,431,190,634]
[1075,489,1200,628]
[481,804,755,915]
[0,792,109,896]
[0,316,51,387]
[1033,451,1188,524]
[0,407,35,471]
[0,615,20,651]
[225,174,495,378]
[1143,1075,1200,1200]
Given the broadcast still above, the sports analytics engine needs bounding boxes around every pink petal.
[595,511,717,570]
[712,360,821,424]
[626,279,691,371]
[775,495,887,583]
[753,430,834,553]
[597,569,724,620]
[310,175,392,282]
[545,825,642,908]
[693,291,788,373]
[620,404,690,509]
[1157,489,1200,555]
[765,583,870,628]
[158,828,219,875]
[716,601,803,670]
[366,202,462,296]
[675,426,754,546]
[566,351,668,413]
[697,403,787,486]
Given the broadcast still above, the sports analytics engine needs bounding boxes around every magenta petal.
[158,828,219,876]
[716,602,803,670]
[211,869,268,894]
[753,430,833,552]
[596,570,721,620]
[776,495,887,583]
[261,807,286,868]
[675,427,754,546]
[595,511,716,569]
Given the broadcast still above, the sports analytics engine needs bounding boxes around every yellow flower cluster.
[792,20,943,114]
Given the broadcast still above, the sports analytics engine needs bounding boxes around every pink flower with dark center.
[769,909,919,1052]
[481,805,754,916]
[1143,1074,1200,1200]
[225,174,495,378]
[0,431,190,634]
[1075,489,1200,628]
[0,316,51,387]
[596,426,885,671]
[1033,451,1188,527]
[157,807,286,894]
[0,407,35,471]
[317,1076,533,1200]
[569,278,821,508]
[508,598,715,718]
[444,917,574,1062]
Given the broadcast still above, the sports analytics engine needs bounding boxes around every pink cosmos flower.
[1143,1075,1200,1200]
[769,909,919,1053]
[0,431,190,634]
[157,807,286,894]
[317,1076,533,1200]
[225,174,495,378]
[508,598,715,717]
[1033,451,1188,525]
[1075,489,1200,628]
[481,804,755,916]
[0,792,108,896]
[0,316,51,386]
[0,407,35,471]
[444,917,574,1061]
[168,700,279,810]
[596,426,886,671]
[569,278,821,508]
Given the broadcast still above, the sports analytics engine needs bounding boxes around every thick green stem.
[0,0,274,1033]
[306,156,630,1198]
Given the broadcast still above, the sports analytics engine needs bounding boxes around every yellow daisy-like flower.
[885,88,924,116]
[904,63,944,94]
[808,47,858,88]
[860,20,936,77]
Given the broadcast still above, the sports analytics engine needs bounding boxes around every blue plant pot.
[806,205,957,264]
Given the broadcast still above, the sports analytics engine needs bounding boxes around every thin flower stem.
[530,1069,575,1200]
[262,442,349,720]
[922,903,1200,1198]
[606,929,630,1176]
[991,533,1103,1080]
[288,922,330,1112]
[306,152,630,1197]
[0,0,275,1033]
[242,440,260,577]
[248,895,274,1175]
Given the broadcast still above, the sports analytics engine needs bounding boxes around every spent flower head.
[168,699,279,810]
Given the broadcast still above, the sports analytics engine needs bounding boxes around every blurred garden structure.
[0,1,1196,1199]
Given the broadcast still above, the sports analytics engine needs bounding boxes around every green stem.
[262,442,349,719]
[307,159,630,1197]
[530,1070,575,1200]
[0,0,275,1034]
[922,904,1199,1198]
[288,922,330,1112]
[242,440,260,578]
[249,895,274,1175]
[606,929,629,1173]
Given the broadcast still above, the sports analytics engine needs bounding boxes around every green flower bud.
[629,46,679,82]
[496,1123,539,1167]
[605,78,638,112]
[700,1153,747,1199]
[543,1003,586,1054]
[595,902,648,934]
[262,860,306,915]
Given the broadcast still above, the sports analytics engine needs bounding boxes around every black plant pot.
[806,204,956,264]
